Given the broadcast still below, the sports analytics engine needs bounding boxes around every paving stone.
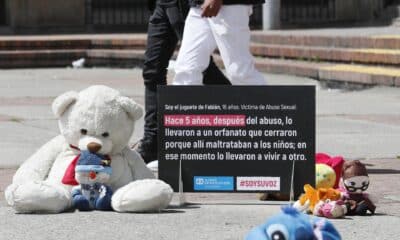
[319,68,372,85]
[371,75,395,86]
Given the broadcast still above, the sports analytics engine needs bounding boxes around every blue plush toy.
[246,206,341,240]
[71,150,113,211]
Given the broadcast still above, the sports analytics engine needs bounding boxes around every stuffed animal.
[316,153,344,189]
[313,200,347,219]
[293,184,342,213]
[316,163,336,189]
[5,85,173,213]
[340,160,376,215]
[71,150,113,211]
[245,206,341,240]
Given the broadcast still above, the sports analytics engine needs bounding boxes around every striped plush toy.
[71,150,113,211]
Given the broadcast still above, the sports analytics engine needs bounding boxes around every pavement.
[0,68,400,239]
[257,25,400,36]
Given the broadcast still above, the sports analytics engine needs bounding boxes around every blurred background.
[0,0,398,34]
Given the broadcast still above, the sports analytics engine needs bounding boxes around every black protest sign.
[158,86,315,196]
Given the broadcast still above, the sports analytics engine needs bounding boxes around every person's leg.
[208,5,265,85]
[166,4,186,40]
[203,56,231,85]
[173,8,217,85]
[166,5,230,85]
[140,5,179,163]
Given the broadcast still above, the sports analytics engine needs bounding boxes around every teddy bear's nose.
[87,142,102,153]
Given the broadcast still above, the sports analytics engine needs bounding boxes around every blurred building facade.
[0,0,392,34]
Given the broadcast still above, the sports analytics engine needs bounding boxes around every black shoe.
[134,140,157,164]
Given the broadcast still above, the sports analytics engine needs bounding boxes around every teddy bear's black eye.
[80,129,87,135]
[350,181,356,186]
[102,132,109,138]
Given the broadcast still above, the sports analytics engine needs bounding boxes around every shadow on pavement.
[368,169,400,174]
[132,209,186,214]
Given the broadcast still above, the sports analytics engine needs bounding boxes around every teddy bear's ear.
[52,91,79,118]
[117,96,143,121]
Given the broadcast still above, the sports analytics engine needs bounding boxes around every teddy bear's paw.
[111,179,173,212]
[5,183,19,206]
[5,181,71,213]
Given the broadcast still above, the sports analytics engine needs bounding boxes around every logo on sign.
[236,177,281,191]
[195,178,205,185]
[194,176,234,191]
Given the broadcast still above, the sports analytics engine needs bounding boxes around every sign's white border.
[236,176,281,191]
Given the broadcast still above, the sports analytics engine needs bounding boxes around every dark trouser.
[140,3,231,163]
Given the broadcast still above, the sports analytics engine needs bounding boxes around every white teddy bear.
[5,85,173,213]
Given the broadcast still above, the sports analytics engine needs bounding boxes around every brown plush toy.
[340,160,376,215]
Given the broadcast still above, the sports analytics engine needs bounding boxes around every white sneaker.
[146,160,158,172]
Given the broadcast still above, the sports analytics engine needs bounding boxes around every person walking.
[173,0,266,85]
[138,0,231,164]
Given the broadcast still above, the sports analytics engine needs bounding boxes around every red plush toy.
[316,153,345,189]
